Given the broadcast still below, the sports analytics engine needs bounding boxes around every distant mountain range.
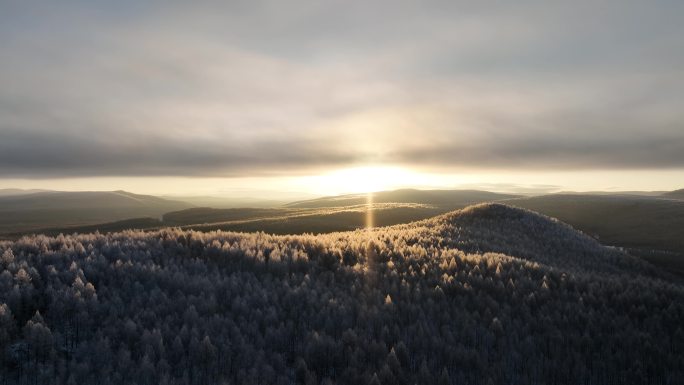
[0,190,192,233]
[286,188,520,208]
[0,188,50,197]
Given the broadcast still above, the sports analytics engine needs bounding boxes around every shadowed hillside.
[437,204,652,274]
[662,189,684,199]
[163,207,291,225]
[503,194,684,273]
[503,194,684,254]
[0,191,193,234]
[0,189,50,197]
[0,204,681,384]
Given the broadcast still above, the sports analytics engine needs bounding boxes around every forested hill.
[438,204,660,275]
[0,204,682,384]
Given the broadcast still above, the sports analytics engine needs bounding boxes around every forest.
[0,203,682,384]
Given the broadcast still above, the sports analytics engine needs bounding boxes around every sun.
[332,166,399,193]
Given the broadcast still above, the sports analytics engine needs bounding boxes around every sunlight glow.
[366,191,374,229]
[5,169,684,199]
[311,166,430,194]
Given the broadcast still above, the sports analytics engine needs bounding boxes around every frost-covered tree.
[0,204,681,384]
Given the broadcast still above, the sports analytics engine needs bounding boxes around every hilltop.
[503,193,684,272]
[0,204,681,384]
[437,203,649,274]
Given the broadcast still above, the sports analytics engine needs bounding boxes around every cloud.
[1,1,683,178]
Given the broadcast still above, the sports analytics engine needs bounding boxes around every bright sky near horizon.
[1,1,683,196]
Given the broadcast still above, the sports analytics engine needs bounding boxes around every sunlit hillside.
[1,204,681,384]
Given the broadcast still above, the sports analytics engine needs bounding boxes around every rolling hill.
[504,194,684,243]
[6,189,684,275]
[500,194,684,274]
[0,190,193,234]
[28,203,441,238]
[0,204,681,384]
[0,188,50,197]
[20,189,515,238]
[286,189,520,208]
[662,189,684,199]
[160,195,291,209]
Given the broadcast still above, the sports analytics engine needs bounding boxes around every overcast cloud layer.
[1,1,683,177]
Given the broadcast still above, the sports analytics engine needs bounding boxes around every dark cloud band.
[1,1,683,178]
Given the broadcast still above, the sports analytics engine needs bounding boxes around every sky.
[1,1,683,197]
